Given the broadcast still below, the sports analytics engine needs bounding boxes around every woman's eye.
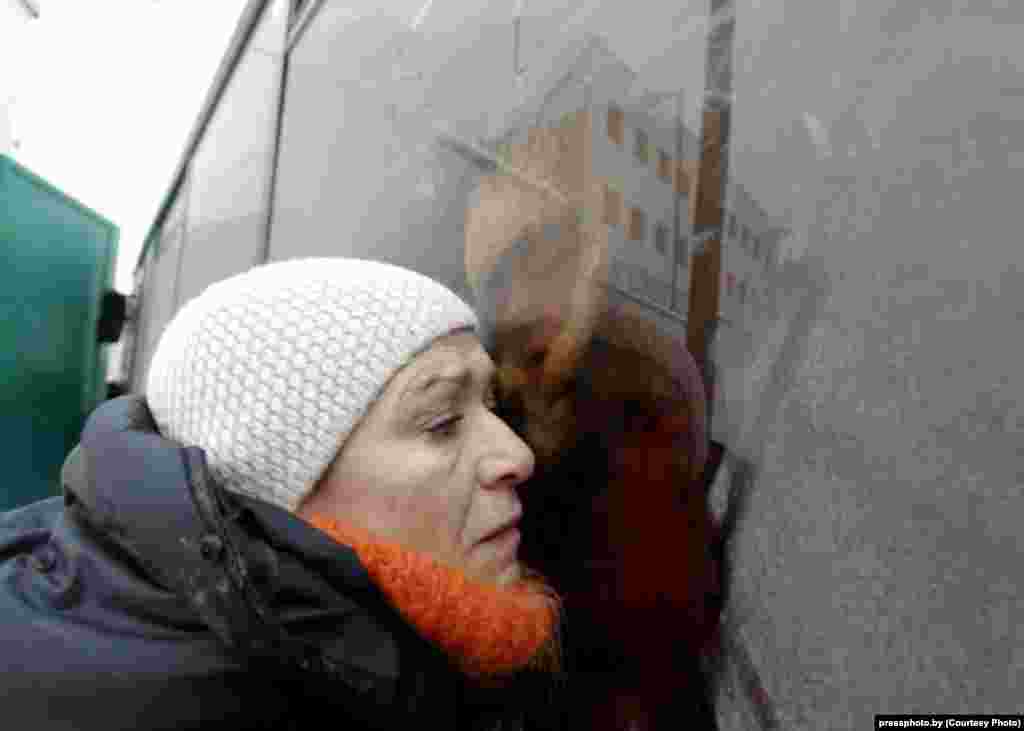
[427,415,463,438]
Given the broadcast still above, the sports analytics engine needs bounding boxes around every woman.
[0,258,566,730]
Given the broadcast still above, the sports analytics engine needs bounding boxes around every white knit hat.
[145,257,479,512]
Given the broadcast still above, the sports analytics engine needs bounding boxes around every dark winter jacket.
[0,395,562,731]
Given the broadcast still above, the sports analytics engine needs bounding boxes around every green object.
[0,155,119,511]
[495,142,513,172]
[641,142,653,163]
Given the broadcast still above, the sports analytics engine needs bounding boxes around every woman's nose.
[479,414,536,490]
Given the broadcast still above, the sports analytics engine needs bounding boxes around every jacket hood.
[60,395,413,688]
[1,393,530,728]
[63,394,373,593]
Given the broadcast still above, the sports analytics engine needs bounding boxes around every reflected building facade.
[477,33,788,338]
[460,32,796,449]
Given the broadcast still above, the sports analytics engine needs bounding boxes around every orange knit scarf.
[305,513,559,679]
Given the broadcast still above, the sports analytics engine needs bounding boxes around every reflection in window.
[610,257,626,290]
[629,207,646,241]
[655,223,668,255]
[608,105,624,146]
[675,163,689,195]
[604,185,623,225]
[676,237,689,267]
[635,129,649,163]
[658,149,671,181]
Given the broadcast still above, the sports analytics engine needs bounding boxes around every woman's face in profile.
[300,332,537,586]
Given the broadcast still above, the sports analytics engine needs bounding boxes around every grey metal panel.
[268,5,514,305]
[134,221,185,395]
[708,3,1024,723]
[127,265,150,394]
[174,1,286,311]
[129,164,190,393]
[132,0,270,278]
[176,214,268,309]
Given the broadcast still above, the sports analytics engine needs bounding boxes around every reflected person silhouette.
[465,125,722,729]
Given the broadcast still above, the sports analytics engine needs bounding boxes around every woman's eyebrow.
[403,366,498,404]
[407,369,472,400]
